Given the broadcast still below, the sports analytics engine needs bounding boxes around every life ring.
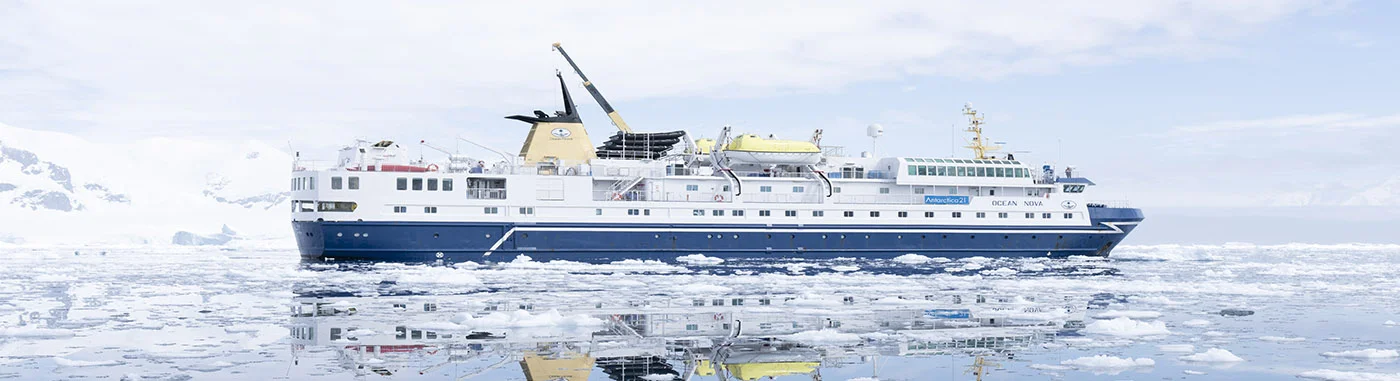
[612,193,624,200]
[713,313,724,321]
[714,195,725,202]
[426,163,439,172]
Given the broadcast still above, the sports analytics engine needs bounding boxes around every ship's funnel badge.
[550,128,572,139]
[1061,200,1077,210]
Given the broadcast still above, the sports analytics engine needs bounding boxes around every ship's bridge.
[890,157,1040,187]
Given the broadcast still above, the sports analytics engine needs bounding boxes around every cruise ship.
[290,44,1143,262]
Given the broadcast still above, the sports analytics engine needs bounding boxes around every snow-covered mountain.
[0,122,291,245]
[1263,177,1400,207]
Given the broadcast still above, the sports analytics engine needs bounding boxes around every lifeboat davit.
[721,134,821,165]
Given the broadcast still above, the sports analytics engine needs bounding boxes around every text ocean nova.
[291,43,1144,262]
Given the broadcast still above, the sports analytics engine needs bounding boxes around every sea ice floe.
[1184,370,1207,375]
[1179,348,1244,362]
[891,253,933,264]
[1084,317,1171,337]
[676,254,724,265]
[53,357,121,367]
[1297,369,1400,381]
[1384,320,1398,326]
[1181,319,1212,327]
[1060,355,1155,368]
[447,309,605,329]
[782,329,862,343]
[830,265,860,272]
[1094,310,1162,320]
[0,327,76,338]
[981,267,1017,276]
[1028,364,1073,371]
[1320,349,1399,359]
[1259,336,1306,342]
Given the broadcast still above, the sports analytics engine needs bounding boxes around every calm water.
[1,244,1398,380]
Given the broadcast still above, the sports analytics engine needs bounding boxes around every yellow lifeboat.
[721,134,821,165]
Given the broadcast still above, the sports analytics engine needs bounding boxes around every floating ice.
[640,374,677,381]
[1259,336,1306,342]
[1094,310,1162,320]
[1297,369,1400,381]
[1158,344,1196,352]
[1320,349,1399,359]
[1060,355,1155,368]
[1184,370,1207,375]
[1180,348,1244,362]
[891,253,932,264]
[1385,320,1398,326]
[1029,364,1073,371]
[1084,317,1171,337]
[0,327,76,338]
[676,254,724,265]
[982,267,1017,276]
[1181,319,1212,327]
[831,265,860,272]
[448,309,605,329]
[783,329,862,343]
[54,357,121,367]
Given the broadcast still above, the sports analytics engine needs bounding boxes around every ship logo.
[550,128,572,138]
[1061,200,1077,210]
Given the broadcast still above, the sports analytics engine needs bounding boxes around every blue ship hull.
[294,207,1142,263]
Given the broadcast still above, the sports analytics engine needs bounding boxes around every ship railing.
[1088,200,1131,208]
[594,190,651,202]
[728,170,814,179]
[740,193,825,204]
[831,194,938,205]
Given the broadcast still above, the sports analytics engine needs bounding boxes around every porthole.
[767,234,772,239]
[1058,235,1064,239]
[970,235,976,239]
[362,233,368,237]
[1031,235,1037,239]
[733,235,739,239]
[897,235,902,239]
[864,235,870,239]
[655,234,660,239]
[433,233,440,239]
[921,235,926,239]
[336,233,343,237]
[840,235,846,239]
[1003,235,1009,239]
[821,234,827,239]
[707,234,712,239]
[942,235,948,239]
[521,233,528,238]
[353,233,361,237]
[486,234,492,238]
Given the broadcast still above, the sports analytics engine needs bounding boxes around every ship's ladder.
[608,176,645,200]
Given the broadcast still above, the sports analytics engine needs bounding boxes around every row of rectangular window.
[329,176,361,190]
[292,177,315,191]
[396,178,454,191]
[907,165,1030,178]
[904,157,1022,166]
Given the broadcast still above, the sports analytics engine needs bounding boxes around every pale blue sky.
[1,1,1396,207]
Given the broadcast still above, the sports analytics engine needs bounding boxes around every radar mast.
[962,103,1001,160]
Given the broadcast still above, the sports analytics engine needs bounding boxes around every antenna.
[867,124,884,157]
[961,103,1001,159]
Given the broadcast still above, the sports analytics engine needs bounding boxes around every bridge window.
[760,186,772,193]
[957,167,967,176]
[1063,184,1086,193]
[349,177,360,190]
[412,178,423,191]
[397,178,408,190]
[331,177,343,190]
[441,179,452,191]
[427,178,438,191]
[976,167,986,177]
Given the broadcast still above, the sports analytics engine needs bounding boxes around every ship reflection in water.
[288,289,1082,380]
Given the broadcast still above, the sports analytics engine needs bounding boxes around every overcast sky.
[2,0,1396,208]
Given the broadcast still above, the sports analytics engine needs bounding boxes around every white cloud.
[0,0,1335,142]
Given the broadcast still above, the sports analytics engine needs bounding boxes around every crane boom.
[552,42,633,133]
